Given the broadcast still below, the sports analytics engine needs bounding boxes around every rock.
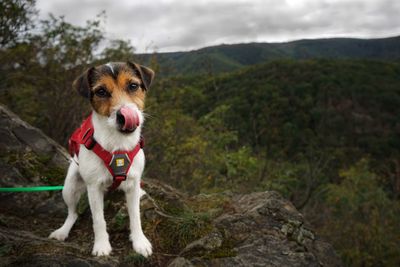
[144,179,188,214]
[167,257,194,267]
[0,105,70,168]
[176,191,342,267]
[180,231,223,257]
[34,193,67,218]
[0,104,343,266]
[0,225,117,267]
[0,104,69,218]
[12,126,54,155]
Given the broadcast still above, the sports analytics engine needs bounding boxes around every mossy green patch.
[0,150,65,185]
[122,252,149,266]
[187,193,231,217]
[77,192,89,215]
[148,210,214,254]
[39,166,65,185]
[112,209,129,231]
[145,191,186,215]
[0,244,12,257]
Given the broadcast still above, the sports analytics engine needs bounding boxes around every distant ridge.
[138,36,400,75]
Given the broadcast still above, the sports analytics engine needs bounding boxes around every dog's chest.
[77,146,145,188]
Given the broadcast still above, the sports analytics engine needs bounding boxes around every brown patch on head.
[87,63,151,116]
[117,70,146,109]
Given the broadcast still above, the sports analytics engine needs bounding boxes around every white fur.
[106,63,115,75]
[49,104,152,257]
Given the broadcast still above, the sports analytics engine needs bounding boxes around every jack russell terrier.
[49,62,154,257]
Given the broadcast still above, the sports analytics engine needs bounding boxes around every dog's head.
[73,62,154,134]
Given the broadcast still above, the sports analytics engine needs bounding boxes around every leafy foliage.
[0,0,36,47]
[143,59,400,266]
[0,12,138,145]
[323,159,400,267]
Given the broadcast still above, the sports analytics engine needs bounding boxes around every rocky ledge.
[0,104,342,267]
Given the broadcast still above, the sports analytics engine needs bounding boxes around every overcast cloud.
[36,0,400,53]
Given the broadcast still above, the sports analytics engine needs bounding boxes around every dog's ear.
[127,62,155,91]
[72,67,95,98]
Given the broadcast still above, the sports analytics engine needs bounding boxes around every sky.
[36,0,400,53]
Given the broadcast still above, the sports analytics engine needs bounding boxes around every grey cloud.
[36,0,400,52]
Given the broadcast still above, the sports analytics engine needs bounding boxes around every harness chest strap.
[69,114,144,191]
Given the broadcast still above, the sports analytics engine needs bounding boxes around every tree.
[101,39,136,62]
[0,14,105,144]
[322,159,400,267]
[0,0,36,47]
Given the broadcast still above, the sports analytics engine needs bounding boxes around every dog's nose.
[116,106,139,132]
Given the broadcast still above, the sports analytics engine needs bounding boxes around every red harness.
[69,113,144,191]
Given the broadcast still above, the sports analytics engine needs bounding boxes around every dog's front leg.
[87,185,112,256]
[125,177,152,257]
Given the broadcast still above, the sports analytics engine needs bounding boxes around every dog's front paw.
[92,241,112,256]
[49,229,68,241]
[132,234,152,257]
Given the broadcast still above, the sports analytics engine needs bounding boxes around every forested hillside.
[139,36,400,75]
[147,59,400,193]
[1,1,400,266]
[143,59,400,266]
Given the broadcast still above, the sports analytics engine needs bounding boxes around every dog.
[49,62,154,257]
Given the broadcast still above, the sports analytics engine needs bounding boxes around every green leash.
[0,186,64,192]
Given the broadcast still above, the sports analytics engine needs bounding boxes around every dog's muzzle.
[116,106,140,133]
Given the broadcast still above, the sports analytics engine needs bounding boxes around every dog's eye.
[95,88,110,98]
[128,82,139,92]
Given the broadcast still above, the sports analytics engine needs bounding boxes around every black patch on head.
[72,67,95,98]
[126,61,155,91]
[89,88,95,100]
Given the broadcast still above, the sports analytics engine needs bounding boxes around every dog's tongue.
[120,106,139,131]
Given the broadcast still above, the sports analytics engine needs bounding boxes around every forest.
[139,35,400,76]
[1,1,399,266]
